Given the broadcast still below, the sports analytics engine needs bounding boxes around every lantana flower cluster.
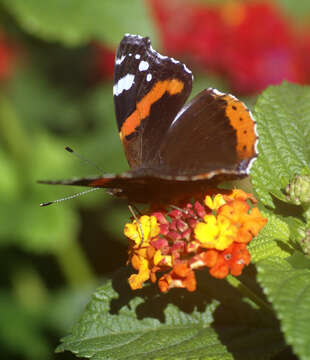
[124,189,267,292]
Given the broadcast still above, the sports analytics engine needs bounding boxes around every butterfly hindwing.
[157,88,258,177]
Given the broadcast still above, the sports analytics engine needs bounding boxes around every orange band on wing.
[222,95,257,159]
[120,79,184,139]
[89,178,111,187]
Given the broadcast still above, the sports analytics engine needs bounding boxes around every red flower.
[0,33,15,81]
[220,2,306,93]
[93,43,115,81]
[149,0,307,94]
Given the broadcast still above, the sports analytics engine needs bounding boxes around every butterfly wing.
[113,34,193,169]
[156,88,258,178]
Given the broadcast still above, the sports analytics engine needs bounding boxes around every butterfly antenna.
[40,187,100,207]
[65,146,104,174]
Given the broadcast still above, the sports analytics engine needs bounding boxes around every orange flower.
[219,199,267,243]
[158,263,196,293]
[124,189,267,292]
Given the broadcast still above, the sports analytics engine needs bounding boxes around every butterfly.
[39,34,257,204]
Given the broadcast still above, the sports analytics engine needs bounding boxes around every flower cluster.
[124,189,267,292]
[149,0,308,94]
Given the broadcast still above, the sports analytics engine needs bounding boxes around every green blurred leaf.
[0,148,20,200]
[57,269,284,359]
[0,291,50,360]
[1,0,157,46]
[257,254,310,360]
[77,84,128,174]
[0,128,80,252]
[251,82,310,208]
[249,210,292,263]
[278,0,310,20]
[46,283,99,333]
[9,67,85,132]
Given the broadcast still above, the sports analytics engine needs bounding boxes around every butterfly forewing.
[113,34,193,169]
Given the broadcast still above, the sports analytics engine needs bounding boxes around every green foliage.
[248,211,292,263]
[57,269,284,360]
[0,0,310,359]
[0,291,50,360]
[257,254,310,360]
[251,82,310,208]
[250,83,310,360]
[278,0,310,20]
[56,81,310,359]
[0,0,157,46]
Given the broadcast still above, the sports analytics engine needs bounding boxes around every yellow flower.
[128,257,150,290]
[205,194,226,210]
[153,250,172,267]
[124,215,160,245]
[195,214,237,250]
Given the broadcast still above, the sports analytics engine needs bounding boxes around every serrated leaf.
[57,269,284,359]
[257,254,310,360]
[251,82,310,208]
[249,211,292,263]
[1,0,156,46]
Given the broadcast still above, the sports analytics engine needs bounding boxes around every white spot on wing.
[115,55,126,65]
[146,73,152,82]
[135,54,141,59]
[149,43,192,78]
[209,88,226,96]
[183,64,192,74]
[139,60,149,71]
[113,73,135,96]
[157,53,168,60]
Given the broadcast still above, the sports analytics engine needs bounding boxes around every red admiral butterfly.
[40,34,258,204]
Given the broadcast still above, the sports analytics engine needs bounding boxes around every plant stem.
[0,95,30,161]
[55,238,96,287]
[226,274,273,313]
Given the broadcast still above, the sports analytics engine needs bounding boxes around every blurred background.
[0,0,310,358]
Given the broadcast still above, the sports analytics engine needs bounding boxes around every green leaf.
[0,291,50,360]
[57,269,284,359]
[46,282,99,333]
[249,210,292,263]
[0,130,79,252]
[1,0,156,46]
[251,82,310,208]
[257,254,310,360]
[278,0,310,20]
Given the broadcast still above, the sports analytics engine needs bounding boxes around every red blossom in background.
[0,32,15,81]
[149,0,308,94]
[298,29,310,83]
[93,43,115,81]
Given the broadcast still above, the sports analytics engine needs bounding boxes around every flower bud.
[286,175,310,205]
